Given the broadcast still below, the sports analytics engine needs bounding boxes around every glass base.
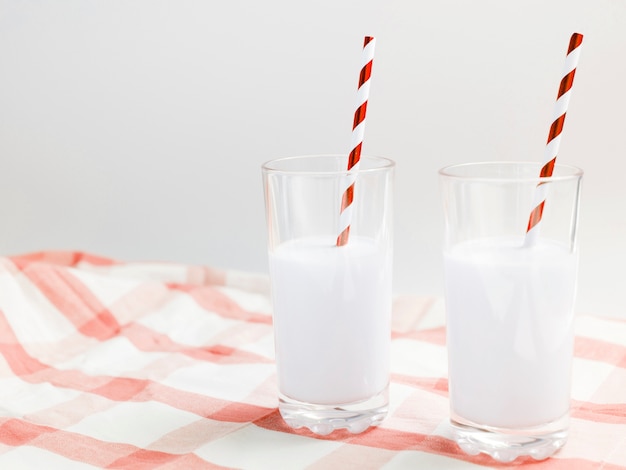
[450,414,569,463]
[278,387,388,436]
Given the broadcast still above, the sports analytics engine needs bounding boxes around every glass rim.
[262,154,395,175]
[439,161,583,183]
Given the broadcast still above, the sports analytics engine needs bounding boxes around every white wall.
[1,0,625,318]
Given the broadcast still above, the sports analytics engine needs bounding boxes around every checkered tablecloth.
[0,252,624,469]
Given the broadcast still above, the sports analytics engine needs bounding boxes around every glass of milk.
[440,162,583,462]
[262,155,394,435]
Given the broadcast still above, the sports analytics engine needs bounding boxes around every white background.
[1,1,624,318]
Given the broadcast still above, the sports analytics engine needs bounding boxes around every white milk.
[444,237,577,428]
[269,236,391,405]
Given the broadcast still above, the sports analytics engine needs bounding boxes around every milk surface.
[269,236,391,405]
[444,237,577,428]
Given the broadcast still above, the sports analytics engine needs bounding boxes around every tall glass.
[262,155,394,435]
[439,162,583,462]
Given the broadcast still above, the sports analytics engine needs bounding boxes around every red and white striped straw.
[525,32,583,245]
[336,36,376,246]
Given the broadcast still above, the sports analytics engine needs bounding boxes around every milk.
[269,236,391,405]
[444,237,577,428]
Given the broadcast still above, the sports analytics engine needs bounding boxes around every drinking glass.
[262,154,394,435]
[440,161,583,462]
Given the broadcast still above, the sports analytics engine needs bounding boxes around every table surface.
[0,252,624,469]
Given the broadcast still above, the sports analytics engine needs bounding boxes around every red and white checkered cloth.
[0,252,624,469]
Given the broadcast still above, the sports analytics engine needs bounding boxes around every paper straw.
[525,32,583,246]
[336,36,376,246]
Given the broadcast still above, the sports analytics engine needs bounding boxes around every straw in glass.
[336,36,376,246]
[525,32,583,246]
